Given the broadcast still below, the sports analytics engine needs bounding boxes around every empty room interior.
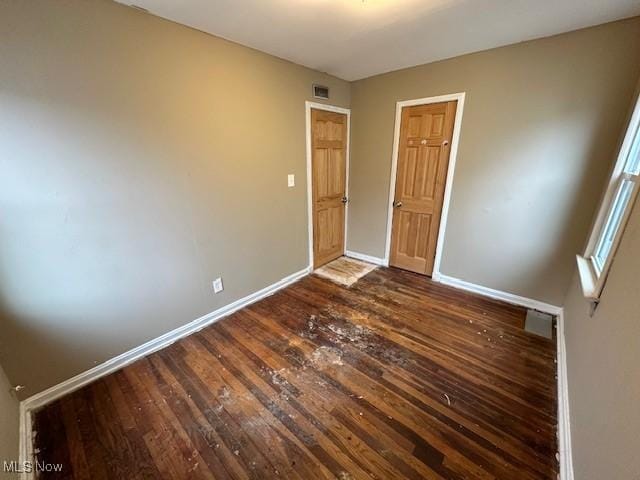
[2,1,640,479]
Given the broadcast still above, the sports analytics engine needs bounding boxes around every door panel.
[312,109,347,268]
[390,101,457,275]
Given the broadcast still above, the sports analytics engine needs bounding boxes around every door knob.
[341,196,348,204]
[393,200,403,208]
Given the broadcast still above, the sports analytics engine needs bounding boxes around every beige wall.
[347,18,640,305]
[563,198,640,479]
[0,0,349,398]
[0,362,19,479]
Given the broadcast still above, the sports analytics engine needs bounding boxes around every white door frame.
[305,101,351,270]
[383,92,466,280]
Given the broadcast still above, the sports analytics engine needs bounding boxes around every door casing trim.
[383,92,466,279]
[305,101,351,270]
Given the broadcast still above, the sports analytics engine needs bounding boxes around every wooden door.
[389,101,457,275]
[311,108,347,269]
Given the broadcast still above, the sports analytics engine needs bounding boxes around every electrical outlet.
[287,174,295,187]
[212,277,224,293]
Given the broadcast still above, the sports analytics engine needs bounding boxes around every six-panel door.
[389,101,457,275]
[312,109,347,268]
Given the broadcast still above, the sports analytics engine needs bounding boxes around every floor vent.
[524,309,554,338]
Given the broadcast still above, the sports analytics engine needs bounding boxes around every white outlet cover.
[212,277,224,293]
[287,174,295,187]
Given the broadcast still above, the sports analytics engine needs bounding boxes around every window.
[577,96,640,300]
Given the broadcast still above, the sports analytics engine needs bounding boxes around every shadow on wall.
[0,223,176,402]
[0,91,210,399]
[437,75,637,304]
[466,106,629,299]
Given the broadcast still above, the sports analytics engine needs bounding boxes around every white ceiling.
[120,0,640,81]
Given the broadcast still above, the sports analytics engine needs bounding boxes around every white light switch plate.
[287,174,295,187]
[212,277,224,293]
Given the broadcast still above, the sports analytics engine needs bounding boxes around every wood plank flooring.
[33,267,558,479]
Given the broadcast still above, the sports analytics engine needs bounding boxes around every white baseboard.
[436,273,563,316]
[344,250,386,266]
[556,310,575,480]
[18,265,310,474]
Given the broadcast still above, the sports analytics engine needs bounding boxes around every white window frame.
[577,95,640,300]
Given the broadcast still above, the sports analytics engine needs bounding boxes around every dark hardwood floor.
[33,267,558,479]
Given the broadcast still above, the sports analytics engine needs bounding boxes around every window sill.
[576,254,599,300]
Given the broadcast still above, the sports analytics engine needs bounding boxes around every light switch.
[287,174,295,187]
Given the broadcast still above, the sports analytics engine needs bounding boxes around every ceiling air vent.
[313,84,330,100]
